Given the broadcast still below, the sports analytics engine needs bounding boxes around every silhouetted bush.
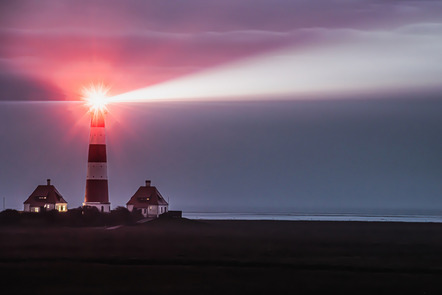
[0,209,20,225]
[0,206,146,227]
[64,207,84,226]
[108,206,131,225]
[41,209,59,224]
[130,209,144,223]
[81,206,103,226]
[159,211,183,219]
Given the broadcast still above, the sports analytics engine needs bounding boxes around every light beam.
[108,26,442,104]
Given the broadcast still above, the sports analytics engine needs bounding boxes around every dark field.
[2,219,442,294]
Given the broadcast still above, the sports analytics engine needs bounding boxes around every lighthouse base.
[83,202,111,213]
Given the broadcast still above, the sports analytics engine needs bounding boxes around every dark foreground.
[2,219,442,294]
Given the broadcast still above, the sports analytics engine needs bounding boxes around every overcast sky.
[0,1,441,213]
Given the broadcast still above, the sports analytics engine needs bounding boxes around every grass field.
[2,219,442,294]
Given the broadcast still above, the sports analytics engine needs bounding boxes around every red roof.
[23,184,68,206]
[126,185,168,208]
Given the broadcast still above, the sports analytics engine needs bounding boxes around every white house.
[126,180,168,218]
[23,179,68,212]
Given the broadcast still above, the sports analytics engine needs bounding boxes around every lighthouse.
[83,109,111,212]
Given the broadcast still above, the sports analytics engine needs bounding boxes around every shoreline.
[183,212,442,223]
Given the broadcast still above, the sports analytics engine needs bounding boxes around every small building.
[126,180,168,218]
[23,179,68,213]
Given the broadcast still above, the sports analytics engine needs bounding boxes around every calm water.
[183,212,442,223]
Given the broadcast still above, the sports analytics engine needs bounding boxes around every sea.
[183,212,442,223]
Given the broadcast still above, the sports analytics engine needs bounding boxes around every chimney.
[145,180,151,187]
[47,179,51,186]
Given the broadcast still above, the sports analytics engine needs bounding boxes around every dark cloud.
[0,28,298,66]
[4,0,442,31]
[1,0,442,100]
[0,63,63,100]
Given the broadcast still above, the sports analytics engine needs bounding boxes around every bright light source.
[82,83,110,113]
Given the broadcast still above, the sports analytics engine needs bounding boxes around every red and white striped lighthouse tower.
[83,109,111,212]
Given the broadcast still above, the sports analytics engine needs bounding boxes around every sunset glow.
[82,84,110,113]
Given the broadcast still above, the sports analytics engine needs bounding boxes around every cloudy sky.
[0,0,441,213]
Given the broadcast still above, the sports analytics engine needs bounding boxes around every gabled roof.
[126,184,168,208]
[23,184,68,206]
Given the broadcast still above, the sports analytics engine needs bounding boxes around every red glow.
[1,6,280,102]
